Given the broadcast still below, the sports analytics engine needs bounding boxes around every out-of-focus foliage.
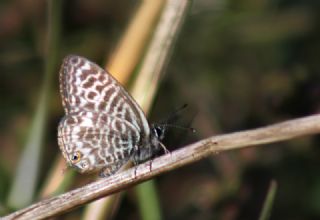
[1,0,320,219]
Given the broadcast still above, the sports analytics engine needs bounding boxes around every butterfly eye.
[153,126,164,139]
[155,127,163,137]
[70,151,81,163]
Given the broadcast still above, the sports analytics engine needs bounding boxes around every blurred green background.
[1,0,320,219]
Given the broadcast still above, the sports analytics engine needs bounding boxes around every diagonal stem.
[3,114,320,220]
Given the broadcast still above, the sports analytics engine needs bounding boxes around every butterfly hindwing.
[58,110,140,173]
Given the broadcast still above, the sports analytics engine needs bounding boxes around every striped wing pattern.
[57,55,151,176]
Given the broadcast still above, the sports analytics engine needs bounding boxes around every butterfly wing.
[58,55,151,175]
[59,55,150,136]
[58,110,139,174]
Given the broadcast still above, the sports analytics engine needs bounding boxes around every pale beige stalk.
[4,114,320,220]
[106,0,165,85]
[131,0,190,113]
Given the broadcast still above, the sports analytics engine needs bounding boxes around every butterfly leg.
[159,142,170,155]
[148,159,153,173]
[131,159,153,179]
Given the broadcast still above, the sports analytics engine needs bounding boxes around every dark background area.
[1,0,320,219]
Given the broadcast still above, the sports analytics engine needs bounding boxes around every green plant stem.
[7,0,62,209]
[258,180,278,220]
[136,181,162,220]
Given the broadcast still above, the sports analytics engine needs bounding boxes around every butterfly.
[57,55,166,177]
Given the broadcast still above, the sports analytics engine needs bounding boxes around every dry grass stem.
[39,157,66,198]
[4,114,320,220]
[106,0,165,84]
[131,0,189,113]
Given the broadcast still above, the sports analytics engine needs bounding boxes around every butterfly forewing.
[58,55,153,176]
[59,55,149,135]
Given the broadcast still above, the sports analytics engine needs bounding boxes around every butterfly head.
[151,124,166,142]
[150,124,166,152]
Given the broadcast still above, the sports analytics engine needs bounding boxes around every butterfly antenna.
[160,123,196,133]
[159,104,189,124]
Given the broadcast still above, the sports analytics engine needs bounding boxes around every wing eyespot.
[70,151,82,164]
[80,160,89,169]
